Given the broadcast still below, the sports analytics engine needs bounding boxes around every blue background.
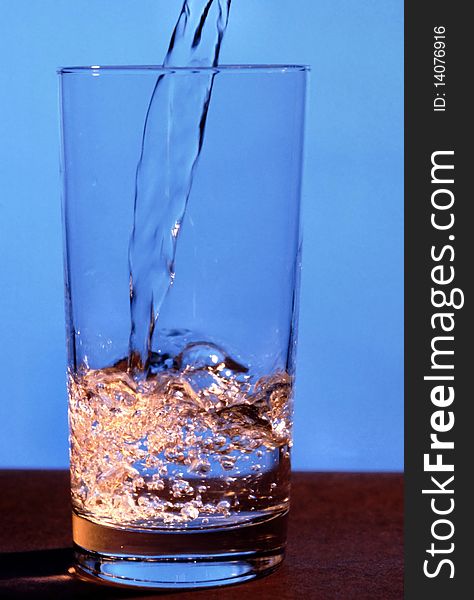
[0,0,403,471]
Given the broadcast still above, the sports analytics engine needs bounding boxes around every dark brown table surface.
[0,470,403,599]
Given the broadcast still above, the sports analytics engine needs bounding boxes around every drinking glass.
[59,64,307,589]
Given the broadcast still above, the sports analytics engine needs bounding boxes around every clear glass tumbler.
[59,65,307,589]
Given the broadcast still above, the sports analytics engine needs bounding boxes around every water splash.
[69,354,292,527]
[128,0,232,372]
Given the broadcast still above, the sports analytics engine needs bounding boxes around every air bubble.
[181,503,199,520]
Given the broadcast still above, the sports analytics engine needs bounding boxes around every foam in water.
[69,344,291,527]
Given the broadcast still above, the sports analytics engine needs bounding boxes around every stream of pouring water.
[128,0,232,372]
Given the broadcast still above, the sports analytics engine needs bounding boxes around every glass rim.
[57,64,310,75]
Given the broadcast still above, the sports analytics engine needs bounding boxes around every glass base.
[72,511,287,590]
